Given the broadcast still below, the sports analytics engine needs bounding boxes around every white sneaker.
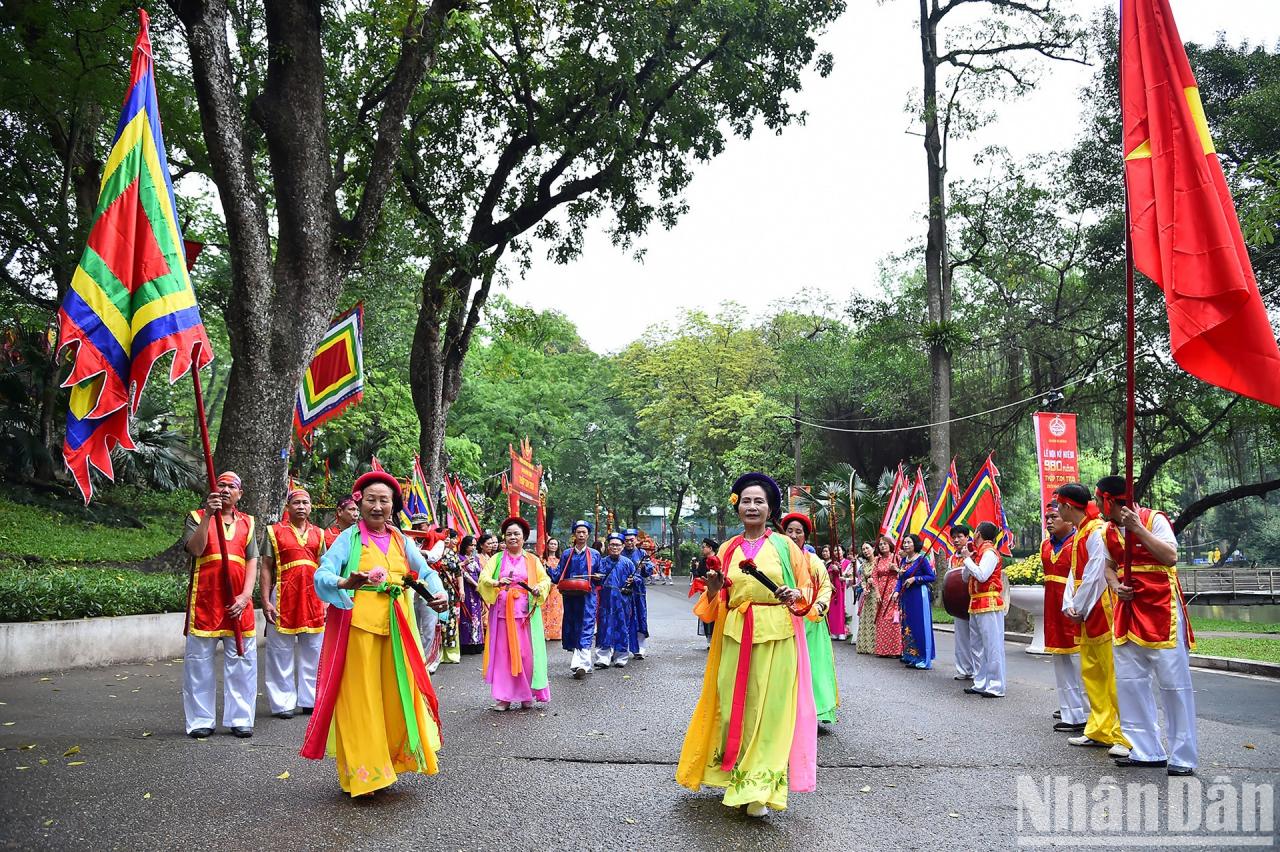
[1068,735,1107,747]
[1108,744,1131,758]
[745,802,768,818]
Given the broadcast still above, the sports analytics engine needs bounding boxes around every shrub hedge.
[0,565,187,622]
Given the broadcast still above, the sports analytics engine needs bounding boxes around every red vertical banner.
[788,485,808,513]
[1033,412,1080,533]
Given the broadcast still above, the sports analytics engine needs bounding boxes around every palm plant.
[109,398,202,491]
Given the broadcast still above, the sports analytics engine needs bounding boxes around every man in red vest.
[260,487,326,719]
[1040,502,1086,732]
[325,496,358,547]
[182,471,258,738]
[1095,476,1197,776]
[961,521,1006,698]
[947,524,978,682]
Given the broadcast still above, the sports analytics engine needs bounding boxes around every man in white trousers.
[948,525,979,682]
[182,472,258,738]
[962,522,1006,698]
[1095,476,1197,777]
[260,487,326,719]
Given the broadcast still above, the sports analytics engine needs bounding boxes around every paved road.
[2,585,1277,850]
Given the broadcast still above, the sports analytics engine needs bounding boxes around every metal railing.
[1180,565,1280,602]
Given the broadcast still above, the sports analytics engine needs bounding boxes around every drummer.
[946,525,978,682]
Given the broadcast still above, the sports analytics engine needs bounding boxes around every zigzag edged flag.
[945,455,1013,556]
[444,475,481,537]
[405,455,436,525]
[883,466,914,546]
[920,459,961,557]
[878,465,906,538]
[57,10,212,501]
[294,303,364,447]
[900,467,931,540]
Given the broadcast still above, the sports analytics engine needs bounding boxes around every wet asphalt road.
[1,584,1277,850]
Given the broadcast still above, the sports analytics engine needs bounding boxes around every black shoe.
[953,675,973,681]
[593,663,609,670]
[963,687,982,695]
[1052,710,1062,720]
[187,728,214,739]
[297,706,313,715]
[1167,766,1195,777]
[980,691,1003,698]
[1053,722,1087,732]
[272,709,295,719]
[231,726,254,738]
[1113,757,1166,768]
[572,668,587,680]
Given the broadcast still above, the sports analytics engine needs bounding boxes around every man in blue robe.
[594,533,639,668]
[548,520,603,678]
[622,529,653,658]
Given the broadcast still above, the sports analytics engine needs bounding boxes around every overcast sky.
[510,0,1280,353]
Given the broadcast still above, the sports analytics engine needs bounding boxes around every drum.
[942,567,971,621]
[557,577,593,596]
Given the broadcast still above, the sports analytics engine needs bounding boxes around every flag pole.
[1120,0,1136,585]
[190,342,245,656]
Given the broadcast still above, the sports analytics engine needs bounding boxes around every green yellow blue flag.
[57,11,212,501]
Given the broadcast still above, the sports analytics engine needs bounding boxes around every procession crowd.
[179,467,1198,813]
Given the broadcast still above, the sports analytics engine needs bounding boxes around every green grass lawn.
[0,491,187,562]
[932,607,954,625]
[1193,637,1280,665]
[1189,616,1280,635]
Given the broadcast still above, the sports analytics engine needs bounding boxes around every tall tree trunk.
[171,0,458,520]
[920,0,951,491]
[670,480,689,558]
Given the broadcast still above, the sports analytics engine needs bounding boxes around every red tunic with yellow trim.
[1041,533,1081,653]
[1070,517,1115,644]
[1104,507,1195,650]
[968,542,1005,614]
[324,524,344,548]
[187,509,257,638]
[267,521,326,634]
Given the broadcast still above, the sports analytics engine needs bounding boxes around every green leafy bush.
[0,565,188,622]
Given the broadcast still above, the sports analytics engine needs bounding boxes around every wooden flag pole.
[190,342,244,656]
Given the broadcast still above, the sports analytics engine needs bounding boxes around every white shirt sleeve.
[1149,513,1178,551]
[1063,528,1107,615]
[964,550,998,583]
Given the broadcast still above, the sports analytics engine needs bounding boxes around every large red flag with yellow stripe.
[1122,0,1280,407]
[57,11,212,500]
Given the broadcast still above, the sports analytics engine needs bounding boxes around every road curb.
[0,611,267,676]
[933,621,1280,678]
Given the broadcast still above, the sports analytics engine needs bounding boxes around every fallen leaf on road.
[915,736,924,741]
[38,759,48,766]
[143,793,151,799]
[2,722,14,727]
[948,812,961,819]
[859,786,871,793]
[43,820,52,827]
[66,761,85,766]
[142,732,152,738]
[108,695,117,699]
[62,746,80,757]
[277,771,290,780]
[1243,743,1256,750]
[39,677,50,682]
[624,818,636,825]
[19,744,36,750]
[885,783,897,788]
[15,766,29,771]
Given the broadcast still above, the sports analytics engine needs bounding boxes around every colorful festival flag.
[444,475,481,538]
[405,455,437,525]
[901,467,931,540]
[1122,0,1280,406]
[945,455,1013,556]
[878,465,906,538]
[920,460,961,557]
[883,466,914,546]
[57,11,212,501]
[294,303,364,446]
